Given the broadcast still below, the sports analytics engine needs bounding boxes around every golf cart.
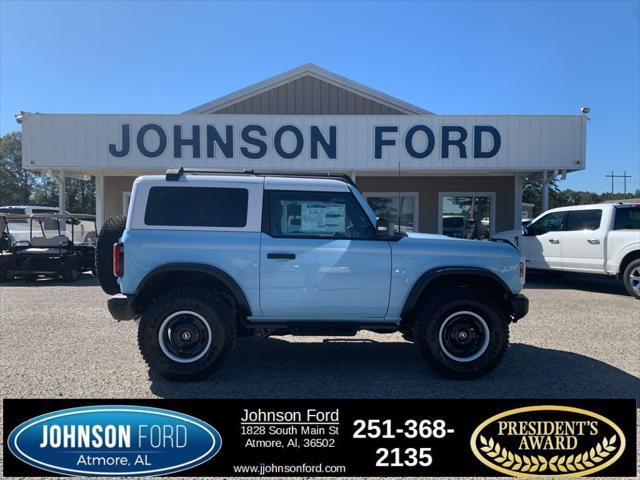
[0,213,97,282]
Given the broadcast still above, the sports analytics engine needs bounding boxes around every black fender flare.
[401,267,512,317]
[134,263,252,315]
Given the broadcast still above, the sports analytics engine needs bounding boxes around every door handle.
[267,253,296,260]
[548,239,560,244]
[587,239,600,245]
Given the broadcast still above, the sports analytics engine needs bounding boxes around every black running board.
[244,320,399,336]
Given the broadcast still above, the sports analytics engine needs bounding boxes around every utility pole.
[624,171,630,195]
[605,171,632,195]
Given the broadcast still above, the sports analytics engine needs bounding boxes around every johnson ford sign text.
[7,405,222,476]
[108,123,501,160]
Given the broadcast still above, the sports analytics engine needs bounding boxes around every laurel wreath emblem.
[478,434,618,474]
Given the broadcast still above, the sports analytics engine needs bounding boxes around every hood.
[400,231,521,257]
[404,232,451,240]
[403,231,514,251]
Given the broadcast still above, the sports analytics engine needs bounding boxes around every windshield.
[5,217,37,242]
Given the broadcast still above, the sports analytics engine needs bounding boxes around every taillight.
[113,242,124,277]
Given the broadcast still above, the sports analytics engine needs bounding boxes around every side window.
[144,186,248,227]
[565,209,602,231]
[267,191,373,239]
[613,207,640,230]
[527,211,565,236]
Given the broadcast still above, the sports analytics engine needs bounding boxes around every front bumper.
[509,293,529,321]
[107,294,136,321]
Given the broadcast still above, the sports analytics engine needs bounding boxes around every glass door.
[440,193,494,240]
[364,192,418,233]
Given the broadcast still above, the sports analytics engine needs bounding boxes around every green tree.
[0,132,35,204]
[65,176,95,214]
[522,176,639,216]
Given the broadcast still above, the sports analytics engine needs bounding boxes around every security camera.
[580,107,590,114]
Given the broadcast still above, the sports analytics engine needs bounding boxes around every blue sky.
[1,0,638,193]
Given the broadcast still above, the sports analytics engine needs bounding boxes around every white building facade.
[18,64,587,237]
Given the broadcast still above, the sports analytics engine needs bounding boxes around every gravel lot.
[1,272,638,399]
[1,272,638,477]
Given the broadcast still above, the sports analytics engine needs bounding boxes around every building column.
[48,169,66,213]
[57,174,66,214]
[95,173,104,228]
[513,174,522,229]
[541,170,549,212]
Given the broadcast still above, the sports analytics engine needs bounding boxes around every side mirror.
[375,217,390,237]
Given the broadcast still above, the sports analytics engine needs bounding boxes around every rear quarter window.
[144,186,248,227]
[564,209,602,231]
[613,207,640,230]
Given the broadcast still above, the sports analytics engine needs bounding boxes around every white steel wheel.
[438,310,490,363]
[158,310,213,364]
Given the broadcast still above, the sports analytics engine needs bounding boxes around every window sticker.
[300,202,346,234]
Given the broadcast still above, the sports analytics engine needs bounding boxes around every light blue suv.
[96,168,528,381]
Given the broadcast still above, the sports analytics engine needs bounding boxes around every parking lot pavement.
[1,272,638,400]
[1,274,639,479]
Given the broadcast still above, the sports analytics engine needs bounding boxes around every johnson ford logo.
[470,405,626,477]
[7,405,222,476]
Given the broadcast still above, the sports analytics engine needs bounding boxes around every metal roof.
[184,63,432,115]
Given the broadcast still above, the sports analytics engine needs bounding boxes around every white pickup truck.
[493,203,640,298]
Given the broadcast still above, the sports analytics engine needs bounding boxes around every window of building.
[364,192,418,233]
[439,193,495,240]
[565,209,602,231]
[144,186,248,227]
[267,190,373,239]
[613,206,640,230]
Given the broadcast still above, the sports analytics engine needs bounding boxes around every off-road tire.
[63,265,79,282]
[95,215,126,295]
[622,258,640,299]
[413,287,509,379]
[138,287,237,381]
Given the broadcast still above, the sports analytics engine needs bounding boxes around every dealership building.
[18,64,587,236]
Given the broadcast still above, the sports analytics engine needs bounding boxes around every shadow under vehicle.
[0,213,97,282]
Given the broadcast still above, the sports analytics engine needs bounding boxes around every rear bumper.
[107,294,136,321]
[509,293,529,321]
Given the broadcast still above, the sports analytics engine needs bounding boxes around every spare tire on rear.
[95,215,126,295]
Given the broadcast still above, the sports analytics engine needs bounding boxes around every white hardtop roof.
[135,174,351,192]
[264,176,350,192]
[184,63,432,115]
[135,174,265,185]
